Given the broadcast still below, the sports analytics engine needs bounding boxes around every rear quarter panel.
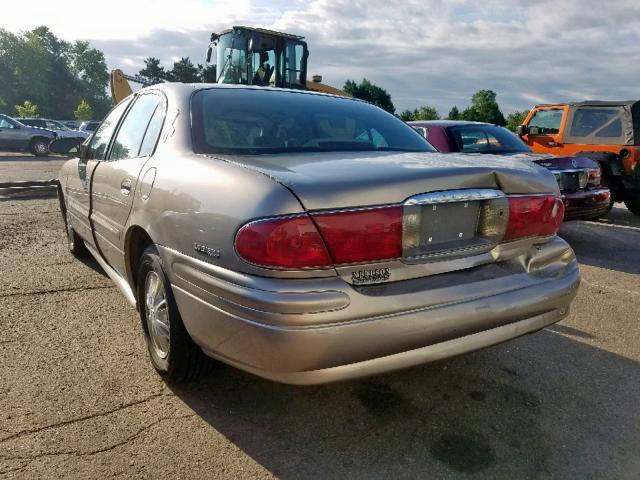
[125,151,327,279]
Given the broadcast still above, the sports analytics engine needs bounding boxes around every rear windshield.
[191,88,434,155]
[448,125,530,154]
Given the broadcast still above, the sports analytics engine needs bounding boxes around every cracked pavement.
[1,166,639,478]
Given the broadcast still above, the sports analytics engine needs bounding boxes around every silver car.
[0,114,55,156]
[55,84,579,385]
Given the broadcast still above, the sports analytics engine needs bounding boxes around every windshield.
[192,88,435,155]
[215,29,307,88]
[449,125,530,154]
[216,31,249,84]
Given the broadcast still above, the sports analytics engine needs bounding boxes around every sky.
[2,0,640,114]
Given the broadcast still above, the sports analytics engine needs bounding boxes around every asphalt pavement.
[0,155,638,479]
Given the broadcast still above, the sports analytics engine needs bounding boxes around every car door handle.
[120,178,132,196]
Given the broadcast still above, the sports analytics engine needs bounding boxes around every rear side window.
[0,117,15,128]
[528,109,563,134]
[450,126,529,153]
[570,108,622,138]
[108,94,164,161]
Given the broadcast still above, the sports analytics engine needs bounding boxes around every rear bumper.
[562,188,611,220]
[159,238,580,385]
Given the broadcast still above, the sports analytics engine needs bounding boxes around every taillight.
[235,206,403,269]
[504,195,564,241]
[312,206,403,264]
[235,215,332,269]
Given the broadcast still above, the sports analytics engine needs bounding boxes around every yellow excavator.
[110,25,349,103]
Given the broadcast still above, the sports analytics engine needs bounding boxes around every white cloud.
[3,0,640,113]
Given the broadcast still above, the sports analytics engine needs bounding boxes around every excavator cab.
[206,26,308,90]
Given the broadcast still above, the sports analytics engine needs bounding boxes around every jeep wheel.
[138,245,209,383]
[624,194,640,215]
[30,139,50,157]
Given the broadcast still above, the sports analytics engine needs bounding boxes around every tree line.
[343,79,529,131]
[0,27,111,120]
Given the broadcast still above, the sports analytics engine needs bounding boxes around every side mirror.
[515,125,528,136]
[206,46,213,63]
[49,137,82,155]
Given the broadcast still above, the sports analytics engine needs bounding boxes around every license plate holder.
[419,201,480,249]
[403,189,508,261]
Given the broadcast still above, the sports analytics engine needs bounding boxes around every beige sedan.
[53,84,579,384]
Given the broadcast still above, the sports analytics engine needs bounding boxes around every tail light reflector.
[504,195,564,241]
[312,206,403,264]
[235,215,332,268]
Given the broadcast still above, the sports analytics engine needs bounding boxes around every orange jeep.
[517,101,640,214]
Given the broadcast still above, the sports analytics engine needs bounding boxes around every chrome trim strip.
[404,188,505,206]
[85,242,137,307]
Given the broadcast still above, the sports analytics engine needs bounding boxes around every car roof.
[139,82,364,104]
[408,120,495,127]
[534,100,639,108]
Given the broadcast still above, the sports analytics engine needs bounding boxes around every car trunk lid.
[221,151,558,210]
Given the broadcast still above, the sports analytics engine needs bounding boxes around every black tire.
[30,138,50,157]
[624,194,640,215]
[62,199,88,258]
[137,245,209,383]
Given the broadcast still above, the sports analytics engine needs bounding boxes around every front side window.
[570,108,622,138]
[191,88,435,155]
[450,125,530,154]
[88,99,132,160]
[528,109,563,134]
[109,94,164,161]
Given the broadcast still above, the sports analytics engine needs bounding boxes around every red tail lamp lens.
[312,206,403,264]
[504,195,564,241]
[235,215,332,268]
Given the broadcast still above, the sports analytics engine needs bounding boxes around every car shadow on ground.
[559,205,640,275]
[169,331,639,479]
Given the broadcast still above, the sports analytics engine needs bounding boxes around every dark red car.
[409,120,611,220]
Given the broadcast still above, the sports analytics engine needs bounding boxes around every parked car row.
[0,114,96,156]
[51,84,579,385]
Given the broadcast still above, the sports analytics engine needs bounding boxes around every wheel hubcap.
[35,142,47,154]
[144,271,170,359]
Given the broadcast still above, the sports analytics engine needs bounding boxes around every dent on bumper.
[158,239,580,385]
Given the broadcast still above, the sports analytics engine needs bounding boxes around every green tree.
[198,63,217,83]
[343,78,395,114]
[15,100,39,117]
[399,109,414,121]
[447,106,460,120]
[0,27,110,119]
[74,100,93,121]
[139,57,166,84]
[413,105,440,121]
[506,110,530,132]
[169,57,199,83]
[460,90,506,125]
[0,97,7,114]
